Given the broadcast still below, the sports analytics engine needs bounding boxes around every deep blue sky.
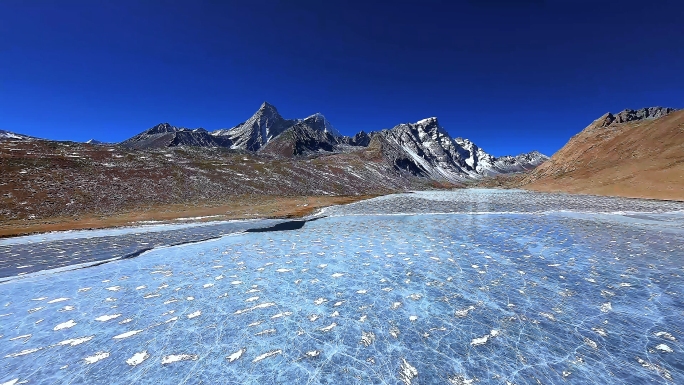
[1,1,682,156]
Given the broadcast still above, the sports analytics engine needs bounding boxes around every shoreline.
[0,194,381,239]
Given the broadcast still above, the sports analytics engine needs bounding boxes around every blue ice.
[1,191,683,384]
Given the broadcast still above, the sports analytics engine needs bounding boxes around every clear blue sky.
[1,0,681,156]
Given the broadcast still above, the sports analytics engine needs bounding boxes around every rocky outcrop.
[597,107,676,128]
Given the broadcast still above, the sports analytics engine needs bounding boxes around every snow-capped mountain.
[212,102,297,151]
[116,102,547,180]
[120,123,231,149]
[0,130,34,141]
[375,117,548,181]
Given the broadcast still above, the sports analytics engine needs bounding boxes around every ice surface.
[1,190,683,384]
[0,218,285,279]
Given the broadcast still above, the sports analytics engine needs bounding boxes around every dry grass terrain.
[519,110,684,201]
[0,139,459,237]
[0,195,376,238]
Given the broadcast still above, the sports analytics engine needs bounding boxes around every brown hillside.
[520,108,684,201]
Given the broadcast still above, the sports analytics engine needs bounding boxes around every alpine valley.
[0,102,546,232]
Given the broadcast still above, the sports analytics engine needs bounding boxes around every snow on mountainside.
[376,117,547,181]
[0,130,34,141]
[86,139,108,145]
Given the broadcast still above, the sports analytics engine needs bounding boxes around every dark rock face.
[599,107,676,127]
[259,122,340,157]
[350,131,371,146]
[367,135,430,178]
[119,123,231,149]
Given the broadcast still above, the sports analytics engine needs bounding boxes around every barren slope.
[1,139,454,230]
[521,109,684,201]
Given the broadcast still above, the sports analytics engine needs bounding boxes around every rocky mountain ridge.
[114,102,547,181]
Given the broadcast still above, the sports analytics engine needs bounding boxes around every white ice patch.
[584,337,598,349]
[47,298,69,304]
[227,348,245,362]
[234,302,275,315]
[471,330,499,346]
[252,349,282,363]
[105,286,121,291]
[454,306,475,318]
[655,344,673,353]
[187,311,201,319]
[59,336,94,346]
[84,351,109,364]
[54,320,77,331]
[399,358,418,385]
[126,351,149,366]
[255,328,276,336]
[320,323,337,332]
[360,331,376,346]
[161,354,198,364]
[5,347,42,358]
[655,331,676,341]
[113,330,143,339]
[9,334,31,341]
[95,314,122,322]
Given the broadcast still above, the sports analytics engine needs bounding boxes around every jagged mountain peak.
[302,113,341,137]
[147,122,179,134]
[259,101,277,110]
[212,102,294,151]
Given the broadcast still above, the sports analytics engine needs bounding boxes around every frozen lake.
[1,190,683,384]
